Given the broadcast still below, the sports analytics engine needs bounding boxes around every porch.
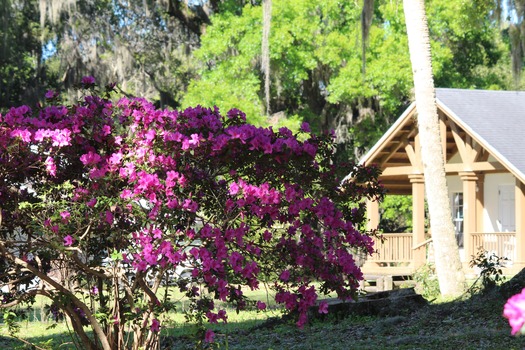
[353,89,525,280]
[361,231,518,276]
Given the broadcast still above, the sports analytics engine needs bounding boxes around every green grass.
[2,284,524,349]
[0,285,286,349]
[0,305,285,349]
[1,320,77,349]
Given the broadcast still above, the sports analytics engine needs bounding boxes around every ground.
[2,273,525,349]
[164,273,525,349]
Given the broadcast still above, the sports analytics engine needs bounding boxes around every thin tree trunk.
[403,0,466,296]
[262,0,272,117]
[361,0,374,77]
[0,246,112,349]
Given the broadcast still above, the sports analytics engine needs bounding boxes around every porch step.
[360,275,392,292]
[361,265,416,276]
[360,274,415,293]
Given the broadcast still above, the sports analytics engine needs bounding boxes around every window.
[451,192,463,247]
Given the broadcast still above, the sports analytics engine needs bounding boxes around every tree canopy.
[183,0,511,158]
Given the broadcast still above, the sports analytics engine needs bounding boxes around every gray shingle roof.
[436,88,525,183]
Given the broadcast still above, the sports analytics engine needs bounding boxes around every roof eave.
[358,101,417,166]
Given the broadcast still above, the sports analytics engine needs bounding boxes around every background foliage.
[1,0,519,160]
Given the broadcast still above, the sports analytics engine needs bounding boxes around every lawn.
[2,276,525,350]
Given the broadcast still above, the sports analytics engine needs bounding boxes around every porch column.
[460,171,478,263]
[366,199,379,231]
[476,174,485,234]
[409,174,426,267]
[515,179,525,270]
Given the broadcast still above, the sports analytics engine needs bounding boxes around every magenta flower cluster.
[0,79,383,344]
[504,288,525,335]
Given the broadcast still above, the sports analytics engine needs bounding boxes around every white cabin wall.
[445,172,515,232]
[446,175,462,194]
[483,173,514,232]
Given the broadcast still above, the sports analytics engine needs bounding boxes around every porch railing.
[368,233,413,263]
[471,232,516,261]
[364,231,516,270]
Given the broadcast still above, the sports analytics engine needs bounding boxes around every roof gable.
[359,88,525,188]
[436,88,525,184]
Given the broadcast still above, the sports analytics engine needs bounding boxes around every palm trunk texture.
[403,0,466,296]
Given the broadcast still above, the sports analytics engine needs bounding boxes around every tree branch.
[0,242,112,350]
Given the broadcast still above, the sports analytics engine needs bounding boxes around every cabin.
[360,88,525,277]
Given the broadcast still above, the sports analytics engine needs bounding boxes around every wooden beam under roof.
[380,161,505,177]
[377,128,416,166]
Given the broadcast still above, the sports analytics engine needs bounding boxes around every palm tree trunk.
[403,0,466,296]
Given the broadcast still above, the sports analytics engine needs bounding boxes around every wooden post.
[460,172,477,266]
[409,174,426,267]
[383,275,393,291]
[476,174,485,235]
[363,199,381,273]
[515,178,525,271]
[376,276,384,292]
[367,198,380,231]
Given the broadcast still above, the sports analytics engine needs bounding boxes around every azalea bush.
[0,79,383,349]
